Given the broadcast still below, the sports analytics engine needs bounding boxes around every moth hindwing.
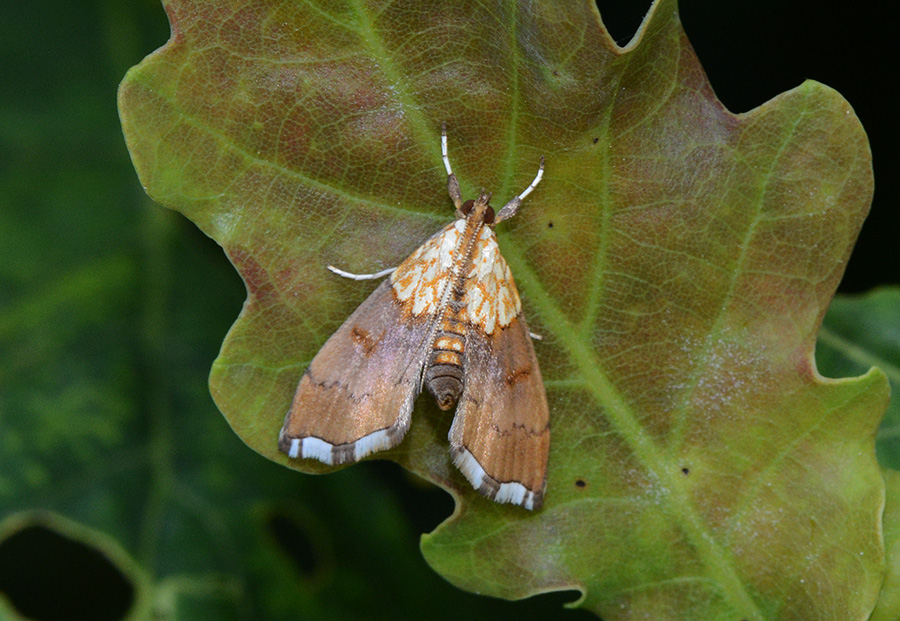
[279,126,549,510]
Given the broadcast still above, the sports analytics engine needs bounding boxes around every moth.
[278,125,550,510]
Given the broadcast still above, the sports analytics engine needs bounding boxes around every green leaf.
[118,0,888,618]
[817,290,900,621]
[817,288,900,470]
[872,468,900,621]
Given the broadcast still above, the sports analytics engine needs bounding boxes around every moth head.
[457,190,495,225]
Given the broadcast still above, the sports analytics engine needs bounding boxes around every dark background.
[0,1,895,619]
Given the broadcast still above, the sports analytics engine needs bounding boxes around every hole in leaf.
[592,137,599,144]
[268,512,319,577]
[0,524,134,621]
[500,589,595,618]
[681,467,690,475]
[575,479,587,488]
[368,460,454,533]
[547,221,554,228]
[593,0,651,45]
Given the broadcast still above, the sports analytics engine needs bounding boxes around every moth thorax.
[425,362,463,410]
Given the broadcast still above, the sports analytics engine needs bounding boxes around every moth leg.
[495,155,545,223]
[442,122,463,210]
[327,265,396,281]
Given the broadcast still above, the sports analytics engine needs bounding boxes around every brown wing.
[449,314,550,510]
[279,279,431,465]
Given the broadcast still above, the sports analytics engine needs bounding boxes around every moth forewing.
[449,298,549,510]
[278,279,430,465]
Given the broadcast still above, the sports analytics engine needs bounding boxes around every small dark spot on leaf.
[552,69,559,76]
[592,137,599,144]
[547,221,554,228]
[0,523,134,621]
[575,479,587,488]
[681,467,690,475]
[268,512,319,577]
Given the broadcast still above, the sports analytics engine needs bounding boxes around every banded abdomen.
[425,298,467,410]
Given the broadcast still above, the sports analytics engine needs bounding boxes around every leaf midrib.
[502,234,764,618]
[495,20,774,619]
[349,4,764,613]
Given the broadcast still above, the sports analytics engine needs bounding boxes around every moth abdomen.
[425,365,464,410]
[425,325,466,409]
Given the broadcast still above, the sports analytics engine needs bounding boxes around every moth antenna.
[441,122,452,176]
[442,122,463,209]
[517,155,545,201]
[495,155,545,222]
[328,265,396,281]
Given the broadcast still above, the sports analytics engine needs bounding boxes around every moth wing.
[279,278,431,465]
[449,315,550,510]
